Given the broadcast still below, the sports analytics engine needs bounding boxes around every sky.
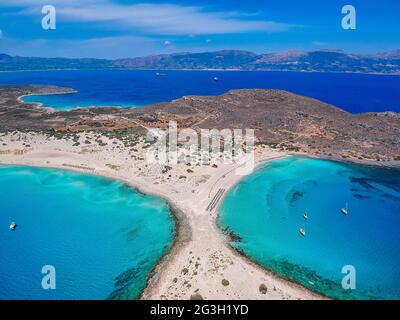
[0,0,399,59]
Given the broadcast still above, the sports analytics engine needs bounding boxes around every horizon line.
[1,48,399,61]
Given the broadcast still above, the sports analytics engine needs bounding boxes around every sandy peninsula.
[0,130,325,300]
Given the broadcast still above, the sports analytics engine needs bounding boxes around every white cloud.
[2,1,294,36]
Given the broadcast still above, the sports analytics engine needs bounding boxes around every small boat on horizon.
[341,203,349,215]
[303,212,308,220]
[213,77,219,81]
[299,228,305,237]
[155,72,168,76]
[9,221,17,231]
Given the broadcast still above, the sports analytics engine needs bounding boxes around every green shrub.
[182,268,189,275]
[259,284,268,294]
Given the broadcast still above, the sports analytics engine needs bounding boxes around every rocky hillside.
[1,86,399,163]
[1,49,400,73]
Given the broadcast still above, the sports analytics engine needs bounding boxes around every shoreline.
[17,92,145,111]
[0,160,192,300]
[1,149,398,300]
[0,139,324,300]
[140,202,192,300]
[211,155,329,300]
[17,90,78,111]
[214,154,400,300]
[296,152,400,170]
[1,131,398,300]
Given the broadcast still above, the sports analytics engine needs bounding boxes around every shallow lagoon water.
[218,157,400,299]
[0,165,174,300]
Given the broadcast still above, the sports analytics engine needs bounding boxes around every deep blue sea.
[0,70,399,113]
[218,157,400,300]
[0,166,174,300]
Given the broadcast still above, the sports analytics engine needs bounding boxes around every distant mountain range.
[1,49,400,74]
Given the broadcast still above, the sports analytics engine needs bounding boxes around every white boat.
[9,221,17,231]
[299,228,305,237]
[303,212,308,220]
[213,77,219,81]
[341,203,348,215]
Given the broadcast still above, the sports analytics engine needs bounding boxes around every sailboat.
[341,203,348,215]
[9,221,17,231]
[299,214,307,236]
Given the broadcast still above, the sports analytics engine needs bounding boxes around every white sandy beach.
[0,130,324,300]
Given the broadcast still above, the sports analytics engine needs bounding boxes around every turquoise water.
[1,70,400,113]
[0,165,174,300]
[218,157,400,300]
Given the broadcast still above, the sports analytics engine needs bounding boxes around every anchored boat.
[341,203,349,215]
[9,221,17,231]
